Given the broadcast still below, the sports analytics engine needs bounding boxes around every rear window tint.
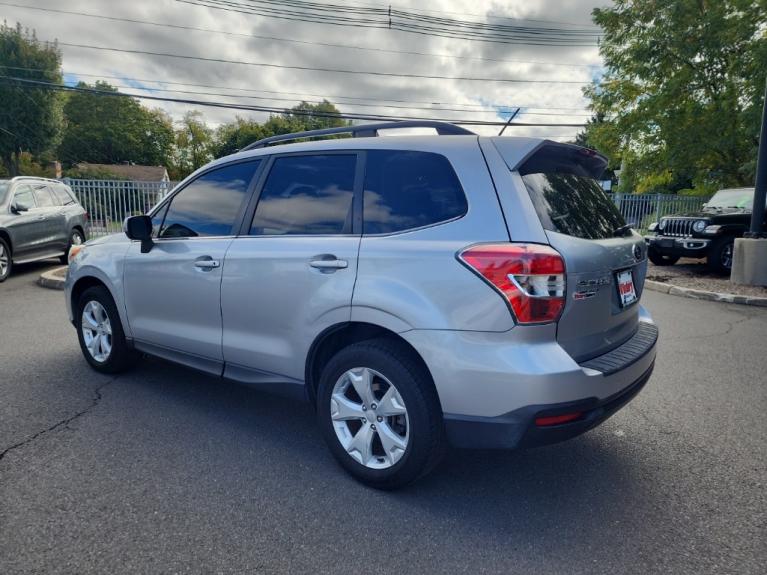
[518,143,625,240]
[250,154,356,236]
[32,186,56,207]
[363,150,467,234]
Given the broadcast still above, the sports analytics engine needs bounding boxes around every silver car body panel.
[65,135,657,424]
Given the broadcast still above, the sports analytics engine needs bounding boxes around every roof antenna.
[498,108,520,136]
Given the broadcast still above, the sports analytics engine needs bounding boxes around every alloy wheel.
[330,367,409,469]
[0,243,8,278]
[81,300,113,362]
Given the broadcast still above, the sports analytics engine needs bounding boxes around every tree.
[211,100,350,159]
[59,82,174,167]
[584,0,767,194]
[0,22,63,176]
[170,111,213,179]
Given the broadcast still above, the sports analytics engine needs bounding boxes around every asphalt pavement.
[1,261,765,574]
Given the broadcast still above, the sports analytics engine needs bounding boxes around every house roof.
[77,163,169,181]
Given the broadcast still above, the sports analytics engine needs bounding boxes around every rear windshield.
[518,143,625,240]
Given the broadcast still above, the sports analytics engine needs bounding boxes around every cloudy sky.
[1,0,610,140]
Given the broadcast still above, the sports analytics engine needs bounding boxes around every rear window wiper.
[613,224,633,237]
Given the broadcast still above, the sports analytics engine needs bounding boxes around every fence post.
[655,193,662,219]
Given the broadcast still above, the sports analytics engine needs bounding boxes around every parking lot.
[1,261,765,574]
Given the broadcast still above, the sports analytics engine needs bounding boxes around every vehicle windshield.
[0,180,9,204]
[705,188,754,210]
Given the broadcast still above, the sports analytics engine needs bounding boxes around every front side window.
[363,150,467,234]
[32,185,56,207]
[159,161,260,238]
[250,154,356,235]
[13,185,35,210]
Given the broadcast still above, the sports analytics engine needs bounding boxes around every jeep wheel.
[316,338,445,489]
[707,237,735,275]
[648,247,680,266]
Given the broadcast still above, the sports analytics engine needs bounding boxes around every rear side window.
[250,154,356,235]
[52,184,76,206]
[32,185,56,207]
[518,143,625,240]
[363,150,467,234]
[160,161,260,238]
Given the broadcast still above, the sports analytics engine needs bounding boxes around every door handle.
[37,215,46,221]
[194,259,220,269]
[309,258,348,270]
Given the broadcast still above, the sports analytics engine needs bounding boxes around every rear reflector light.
[535,412,583,427]
[459,243,566,324]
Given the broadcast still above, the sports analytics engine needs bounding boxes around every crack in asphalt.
[664,313,754,342]
[0,376,118,465]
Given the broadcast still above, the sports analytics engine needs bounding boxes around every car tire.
[0,237,11,282]
[648,247,680,266]
[316,338,446,489]
[707,237,735,275]
[76,286,137,373]
[60,228,85,264]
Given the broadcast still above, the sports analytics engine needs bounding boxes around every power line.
[5,65,592,111]
[0,76,588,127]
[54,41,592,84]
[177,0,601,45]
[0,1,601,69]
[108,82,592,117]
[1,65,593,113]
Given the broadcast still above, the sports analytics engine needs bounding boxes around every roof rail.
[241,120,474,151]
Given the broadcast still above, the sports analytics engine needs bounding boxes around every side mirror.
[124,215,154,253]
[10,202,28,214]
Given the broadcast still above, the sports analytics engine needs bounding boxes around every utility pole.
[747,77,767,238]
[732,77,767,286]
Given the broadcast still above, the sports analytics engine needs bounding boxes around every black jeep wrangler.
[645,187,762,274]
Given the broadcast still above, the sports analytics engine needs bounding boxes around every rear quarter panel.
[353,139,515,332]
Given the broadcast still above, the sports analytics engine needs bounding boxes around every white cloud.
[2,0,611,139]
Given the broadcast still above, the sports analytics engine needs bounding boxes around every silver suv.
[65,121,658,488]
[0,177,87,282]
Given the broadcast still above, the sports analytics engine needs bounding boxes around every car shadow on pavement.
[110,355,662,548]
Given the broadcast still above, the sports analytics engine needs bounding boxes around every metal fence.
[63,179,177,238]
[60,179,712,239]
[610,193,711,233]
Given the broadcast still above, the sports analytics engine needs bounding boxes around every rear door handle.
[309,258,348,270]
[194,259,220,269]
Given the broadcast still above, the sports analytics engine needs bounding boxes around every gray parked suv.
[65,121,658,488]
[0,177,87,282]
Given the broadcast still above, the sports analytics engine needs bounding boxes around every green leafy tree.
[170,110,214,179]
[59,82,174,167]
[584,0,767,194]
[211,100,349,159]
[0,22,63,176]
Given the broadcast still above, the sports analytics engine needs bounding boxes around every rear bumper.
[444,363,654,449]
[646,235,710,257]
[401,306,658,450]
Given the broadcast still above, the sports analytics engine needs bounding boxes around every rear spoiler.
[517,141,609,180]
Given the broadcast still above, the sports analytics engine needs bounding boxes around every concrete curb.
[37,266,67,291]
[644,279,767,307]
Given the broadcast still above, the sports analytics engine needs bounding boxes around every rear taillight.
[459,243,566,324]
